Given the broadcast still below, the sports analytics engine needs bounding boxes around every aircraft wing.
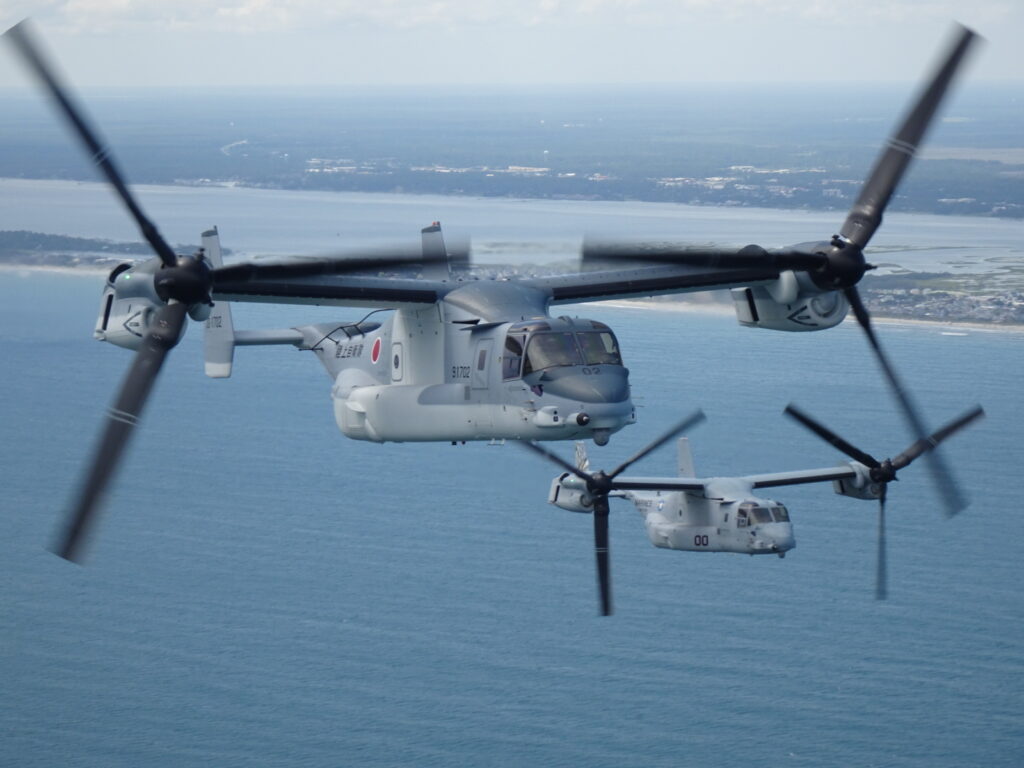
[746,466,859,489]
[212,274,448,309]
[521,263,783,305]
[611,476,709,492]
[211,249,785,309]
[614,465,859,494]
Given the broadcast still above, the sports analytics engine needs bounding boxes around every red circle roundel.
[371,338,382,364]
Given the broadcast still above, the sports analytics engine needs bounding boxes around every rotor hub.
[588,472,615,496]
[869,459,898,485]
[808,238,868,290]
[154,253,213,306]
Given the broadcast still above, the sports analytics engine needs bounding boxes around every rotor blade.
[581,243,828,273]
[4,21,178,268]
[519,440,593,485]
[839,25,978,249]
[891,405,985,470]
[54,302,188,562]
[876,486,888,601]
[593,494,613,617]
[783,403,880,469]
[844,286,967,516]
[608,409,706,479]
[212,245,460,284]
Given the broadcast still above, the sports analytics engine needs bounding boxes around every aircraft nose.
[534,366,630,403]
[772,525,795,552]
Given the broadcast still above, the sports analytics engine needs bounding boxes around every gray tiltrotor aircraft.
[529,404,984,615]
[3,21,981,567]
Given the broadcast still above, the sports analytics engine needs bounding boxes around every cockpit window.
[503,321,624,379]
[772,505,790,522]
[523,332,583,375]
[750,507,773,524]
[503,334,525,379]
[739,501,774,525]
[576,331,622,366]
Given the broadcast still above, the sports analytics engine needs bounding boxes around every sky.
[0,1,1021,89]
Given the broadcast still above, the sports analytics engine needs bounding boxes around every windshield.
[576,331,622,365]
[503,322,624,379]
[772,505,790,522]
[750,507,773,524]
[738,502,775,525]
[523,332,583,375]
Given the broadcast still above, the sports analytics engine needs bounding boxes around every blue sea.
[1,185,1022,767]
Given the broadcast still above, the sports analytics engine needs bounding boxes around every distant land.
[3,230,1020,326]
[0,85,1021,218]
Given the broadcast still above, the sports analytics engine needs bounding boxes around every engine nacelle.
[731,270,848,332]
[93,260,174,350]
[548,473,593,513]
[831,462,883,501]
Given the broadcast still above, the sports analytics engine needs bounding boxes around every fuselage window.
[737,509,748,528]
[576,331,622,366]
[523,332,583,375]
[503,334,525,379]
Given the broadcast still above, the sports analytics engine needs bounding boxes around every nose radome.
[539,367,630,403]
[773,525,796,552]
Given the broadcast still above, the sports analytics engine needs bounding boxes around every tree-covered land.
[1,84,1020,218]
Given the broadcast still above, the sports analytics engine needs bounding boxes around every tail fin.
[202,227,236,378]
[420,221,451,280]
[677,437,696,477]
[574,441,590,473]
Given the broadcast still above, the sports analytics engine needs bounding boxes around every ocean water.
[1,186,1022,767]
[2,273,1021,768]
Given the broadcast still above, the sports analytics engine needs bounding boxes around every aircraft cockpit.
[502,319,623,379]
[736,501,790,527]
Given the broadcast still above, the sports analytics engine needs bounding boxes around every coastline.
[590,299,1024,334]
[0,263,111,277]
[4,263,1022,334]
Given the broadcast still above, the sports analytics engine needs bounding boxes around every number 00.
[693,535,709,547]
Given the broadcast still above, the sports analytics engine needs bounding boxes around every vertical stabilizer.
[677,437,696,477]
[574,441,590,473]
[202,227,236,378]
[420,221,452,280]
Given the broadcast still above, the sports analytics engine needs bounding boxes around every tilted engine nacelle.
[731,268,848,332]
[94,260,176,350]
[831,462,884,501]
[548,473,594,513]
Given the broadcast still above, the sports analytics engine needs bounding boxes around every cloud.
[13,0,1016,35]
[2,0,1018,87]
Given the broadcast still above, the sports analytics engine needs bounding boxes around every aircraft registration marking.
[335,342,364,359]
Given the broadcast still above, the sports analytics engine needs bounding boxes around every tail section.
[202,227,237,378]
[420,221,470,278]
[574,441,590,473]
[678,437,695,477]
[420,221,451,280]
